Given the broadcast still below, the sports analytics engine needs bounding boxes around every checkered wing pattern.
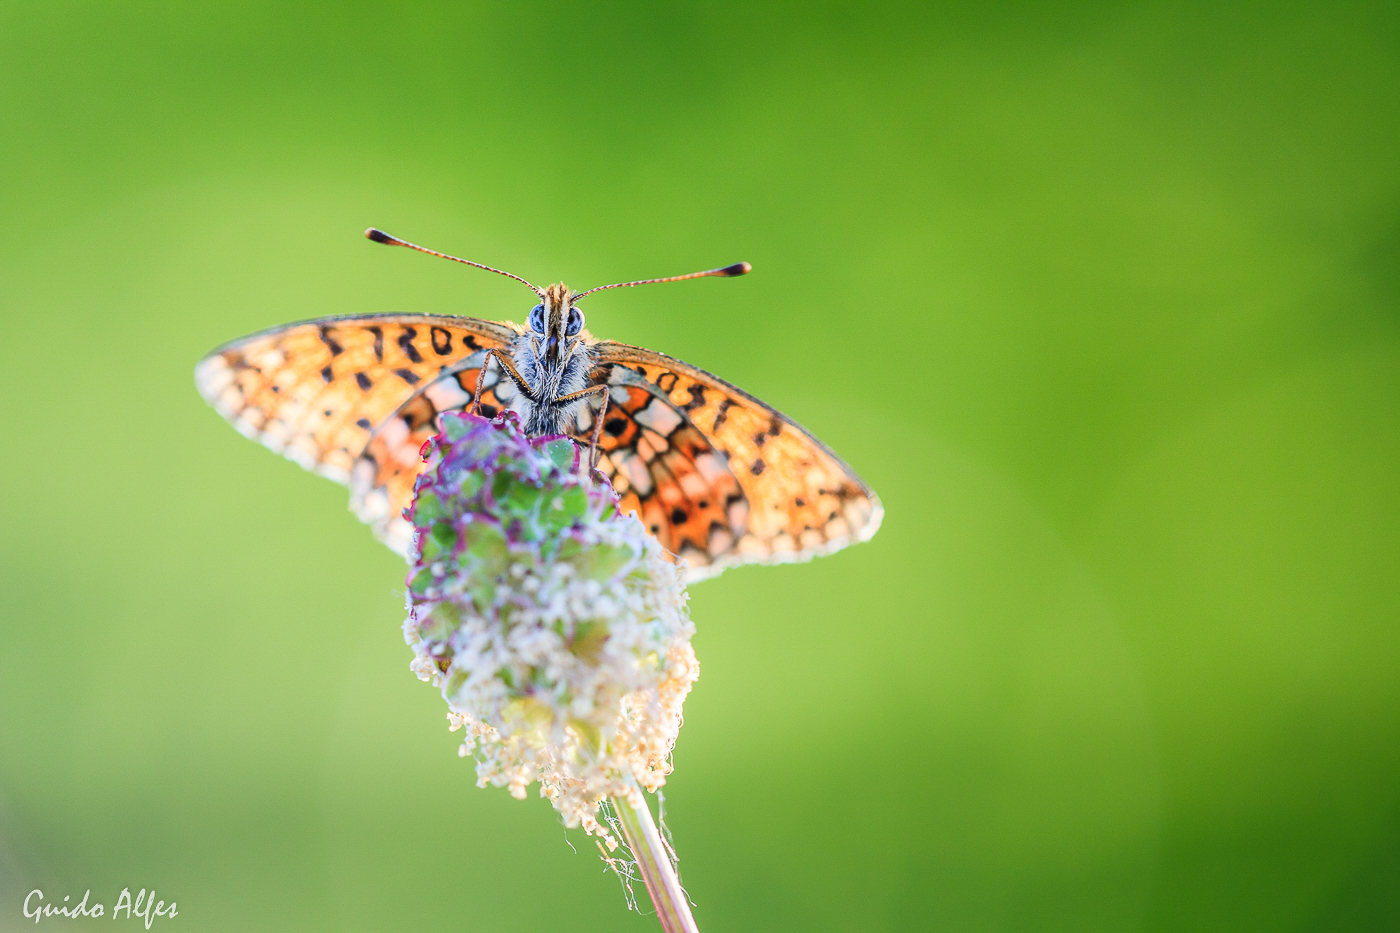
[197,315,882,580]
[581,342,882,580]
[194,313,518,548]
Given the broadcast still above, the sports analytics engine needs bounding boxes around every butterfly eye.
[528,304,545,334]
[565,307,584,337]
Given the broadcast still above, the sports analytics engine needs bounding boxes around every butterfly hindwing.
[355,355,759,577]
[350,357,512,553]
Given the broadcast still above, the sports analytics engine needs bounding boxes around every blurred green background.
[2,2,1398,930]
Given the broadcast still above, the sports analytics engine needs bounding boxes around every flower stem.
[614,776,699,933]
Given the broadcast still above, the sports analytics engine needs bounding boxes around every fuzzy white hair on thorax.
[509,333,597,436]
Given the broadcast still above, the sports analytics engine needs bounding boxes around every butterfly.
[195,229,883,582]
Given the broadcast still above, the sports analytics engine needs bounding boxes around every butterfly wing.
[198,316,882,579]
[349,357,515,553]
[195,312,519,544]
[572,370,748,577]
[581,341,883,581]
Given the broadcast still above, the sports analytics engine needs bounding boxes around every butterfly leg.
[471,349,535,415]
[554,383,611,473]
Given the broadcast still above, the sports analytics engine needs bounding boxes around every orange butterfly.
[195,229,882,581]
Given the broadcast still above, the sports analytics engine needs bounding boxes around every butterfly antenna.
[365,228,543,296]
[573,261,752,300]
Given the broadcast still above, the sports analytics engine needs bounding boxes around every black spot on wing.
[394,368,421,385]
[367,325,384,361]
[318,327,344,355]
[397,327,424,363]
[712,399,733,432]
[750,458,765,475]
[356,372,372,390]
[430,326,453,355]
[321,365,333,383]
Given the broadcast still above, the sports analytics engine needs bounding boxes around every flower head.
[402,411,698,845]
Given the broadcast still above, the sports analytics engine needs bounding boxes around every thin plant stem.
[613,775,699,933]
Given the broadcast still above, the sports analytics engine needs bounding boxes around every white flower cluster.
[402,413,698,845]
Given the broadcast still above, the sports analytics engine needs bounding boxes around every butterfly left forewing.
[195,312,517,482]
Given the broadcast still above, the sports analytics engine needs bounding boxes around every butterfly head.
[527,283,587,366]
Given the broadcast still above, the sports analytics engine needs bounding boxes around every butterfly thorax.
[508,283,597,436]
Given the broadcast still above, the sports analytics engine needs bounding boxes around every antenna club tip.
[365,227,397,245]
[720,261,752,277]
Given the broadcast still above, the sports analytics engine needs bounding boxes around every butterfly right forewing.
[573,372,747,572]
[586,342,883,580]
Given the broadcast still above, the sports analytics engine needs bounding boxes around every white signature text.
[23,889,177,928]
